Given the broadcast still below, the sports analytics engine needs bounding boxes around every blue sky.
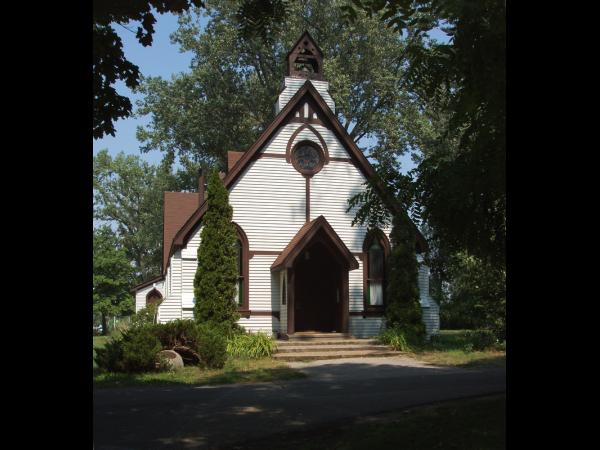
[93,12,449,173]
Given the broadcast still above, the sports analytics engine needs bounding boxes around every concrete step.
[273,349,403,362]
[277,339,378,347]
[287,333,352,341]
[275,344,390,353]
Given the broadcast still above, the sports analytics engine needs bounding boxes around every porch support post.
[287,268,295,335]
[342,270,349,334]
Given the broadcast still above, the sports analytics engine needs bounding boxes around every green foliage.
[95,325,166,373]
[93,0,204,138]
[435,251,505,340]
[384,214,425,338]
[227,331,275,358]
[464,329,498,352]
[152,319,200,348]
[378,326,414,352]
[194,170,240,330]
[121,326,166,373]
[196,322,228,369]
[93,149,195,282]
[94,337,125,372]
[93,226,135,336]
[130,305,158,328]
[136,0,437,170]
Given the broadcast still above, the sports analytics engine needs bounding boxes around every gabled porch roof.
[271,215,359,272]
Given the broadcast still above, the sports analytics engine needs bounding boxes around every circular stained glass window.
[292,143,323,174]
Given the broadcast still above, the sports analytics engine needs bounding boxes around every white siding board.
[237,316,279,335]
[350,317,384,338]
[349,257,363,312]
[182,225,202,258]
[276,78,335,113]
[230,158,306,251]
[310,161,370,253]
[158,251,182,323]
[248,255,280,311]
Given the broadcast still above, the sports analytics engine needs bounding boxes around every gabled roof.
[271,216,359,272]
[163,81,427,275]
[131,274,164,294]
[286,30,324,59]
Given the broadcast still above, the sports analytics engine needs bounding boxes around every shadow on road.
[94,360,505,450]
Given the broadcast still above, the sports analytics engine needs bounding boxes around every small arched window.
[363,230,391,309]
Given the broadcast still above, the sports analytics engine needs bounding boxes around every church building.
[132,32,439,338]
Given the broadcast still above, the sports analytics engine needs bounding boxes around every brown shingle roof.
[271,216,359,272]
[163,192,200,270]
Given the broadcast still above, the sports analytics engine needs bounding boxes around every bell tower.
[286,31,324,81]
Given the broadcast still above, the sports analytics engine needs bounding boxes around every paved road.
[94,356,506,450]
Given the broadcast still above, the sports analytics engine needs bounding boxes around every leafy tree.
[193,170,240,329]
[135,0,437,170]
[93,149,194,282]
[93,0,204,139]
[437,251,505,339]
[343,0,506,268]
[385,213,425,337]
[93,226,135,335]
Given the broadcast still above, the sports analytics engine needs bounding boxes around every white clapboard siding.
[158,251,182,323]
[237,316,279,335]
[261,123,302,155]
[349,257,363,312]
[182,309,195,320]
[276,78,335,113]
[350,317,385,338]
[249,255,280,311]
[310,125,351,159]
[181,258,197,299]
[182,225,202,258]
[135,282,165,313]
[310,161,370,253]
[418,264,440,336]
[230,158,306,251]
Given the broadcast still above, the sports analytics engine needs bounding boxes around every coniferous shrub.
[121,326,165,373]
[94,338,125,373]
[385,214,425,338]
[193,170,240,331]
[196,322,227,369]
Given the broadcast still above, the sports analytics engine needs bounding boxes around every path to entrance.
[94,356,506,450]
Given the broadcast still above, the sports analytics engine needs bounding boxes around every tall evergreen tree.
[385,213,425,337]
[193,170,240,329]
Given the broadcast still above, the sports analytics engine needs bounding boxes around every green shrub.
[120,326,165,372]
[197,322,227,369]
[153,319,201,348]
[227,331,275,358]
[465,329,497,351]
[94,337,125,372]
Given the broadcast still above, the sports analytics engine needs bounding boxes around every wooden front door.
[294,242,342,332]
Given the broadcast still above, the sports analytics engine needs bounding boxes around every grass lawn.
[235,394,506,450]
[406,330,506,369]
[93,336,306,388]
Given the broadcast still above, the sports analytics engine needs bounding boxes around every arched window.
[363,230,391,309]
[233,223,249,312]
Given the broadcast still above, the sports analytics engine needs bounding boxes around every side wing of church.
[133,32,440,338]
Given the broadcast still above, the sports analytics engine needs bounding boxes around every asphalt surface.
[93,356,506,450]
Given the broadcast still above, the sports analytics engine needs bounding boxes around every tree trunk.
[101,313,108,336]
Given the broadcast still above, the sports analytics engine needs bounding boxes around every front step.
[277,339,379,347]
[274,333,399,362]
[273,349,402,362]
[287,332,351,341]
